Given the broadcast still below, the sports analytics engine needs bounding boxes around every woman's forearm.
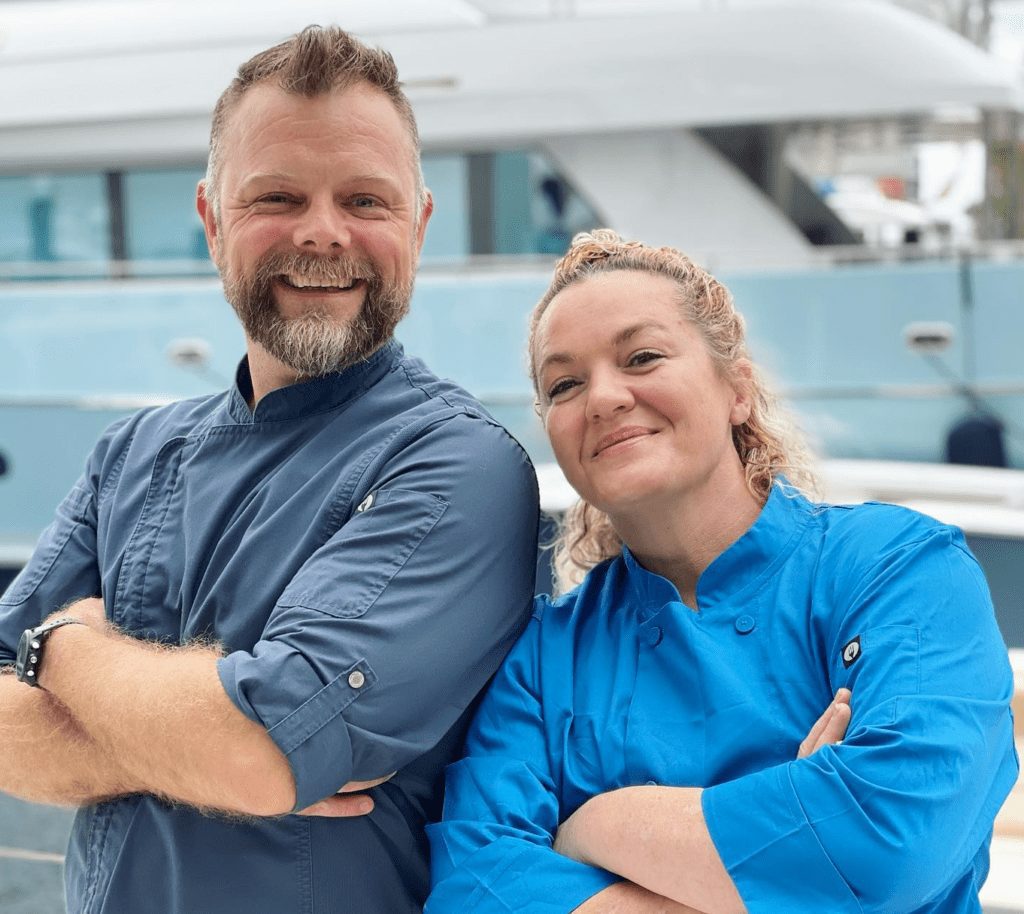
[556,786,745,914]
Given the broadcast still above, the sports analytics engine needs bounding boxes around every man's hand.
[297,773,395,818]
[797,688,851,759]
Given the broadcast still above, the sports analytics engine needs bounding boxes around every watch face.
[16,629,31,675]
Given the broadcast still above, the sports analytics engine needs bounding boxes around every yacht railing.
[3,240,1024,285]
[3,376,1024,415]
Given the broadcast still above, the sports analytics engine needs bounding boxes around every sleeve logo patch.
[355,491,376,514]
[842,635,862,669]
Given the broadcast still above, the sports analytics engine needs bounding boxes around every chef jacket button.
[646,626,663,647]
[734,615,756,635]
[348,670,366,689]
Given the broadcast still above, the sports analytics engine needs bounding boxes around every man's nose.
[586,369,634,422]
[294,198,351,252]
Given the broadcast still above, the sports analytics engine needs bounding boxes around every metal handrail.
[3,379,1024,412]
[3,240,1024,285]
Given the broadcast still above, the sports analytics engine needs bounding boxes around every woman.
[425,231,1018,913]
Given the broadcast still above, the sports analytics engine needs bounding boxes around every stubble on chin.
[220,250,411,378]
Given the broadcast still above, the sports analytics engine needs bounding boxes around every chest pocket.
[275,488,448,619]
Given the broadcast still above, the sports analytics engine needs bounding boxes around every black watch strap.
[16,617,86,688]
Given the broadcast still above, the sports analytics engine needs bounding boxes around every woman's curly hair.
[529,229,818,591]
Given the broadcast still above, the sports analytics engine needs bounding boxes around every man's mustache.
[253,252,379,288]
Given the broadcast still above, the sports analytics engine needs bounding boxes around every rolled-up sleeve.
[426,612,621,913]
[217,415,540,810]
[703,527,1019,913]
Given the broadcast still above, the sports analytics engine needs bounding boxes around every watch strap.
[17,617,86,687]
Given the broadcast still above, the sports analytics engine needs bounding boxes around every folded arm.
[556,530,1017,914]
[564,693,851,914]
[37,600,298,815]
[3,414,539,821]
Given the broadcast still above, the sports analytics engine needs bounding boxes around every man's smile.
[277,275,366,293]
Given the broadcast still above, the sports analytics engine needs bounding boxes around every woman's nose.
[586,370,634,421]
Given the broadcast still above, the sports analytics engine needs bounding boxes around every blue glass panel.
[492,150,602,256]
[123,168,209,261]
[0,173,109,266]
[420,154,469,259]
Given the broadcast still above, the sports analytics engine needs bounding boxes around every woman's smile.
[590,425,657,460]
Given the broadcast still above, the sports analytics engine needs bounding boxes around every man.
[0,25,539,914]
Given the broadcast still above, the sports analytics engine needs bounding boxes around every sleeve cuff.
[702,763,859,913]
[425,832,620,913]
[218,647,373,809]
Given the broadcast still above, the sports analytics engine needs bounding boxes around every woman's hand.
[797,688,851,759]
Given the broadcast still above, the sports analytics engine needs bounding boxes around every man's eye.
[256,194,294,205]
[546,378,579,401]
[352,196,380,208]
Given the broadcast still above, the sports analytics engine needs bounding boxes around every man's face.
[198,82,432,377]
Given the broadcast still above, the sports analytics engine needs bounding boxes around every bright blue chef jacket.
[0,340,539,914]
[427,483,1018,913]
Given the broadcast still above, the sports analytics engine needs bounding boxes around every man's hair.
[204,25,426,219]
[529,229,819,592]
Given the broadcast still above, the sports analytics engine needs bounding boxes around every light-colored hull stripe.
[0,845,64,864]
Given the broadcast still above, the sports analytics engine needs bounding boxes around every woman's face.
[533,270,750,518]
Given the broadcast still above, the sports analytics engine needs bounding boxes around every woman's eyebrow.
[537,351,575,375]
[612,321,671,345]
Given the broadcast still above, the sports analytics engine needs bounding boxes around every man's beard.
[221,250,412,378]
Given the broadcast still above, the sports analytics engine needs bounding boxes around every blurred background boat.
[1,2,1023,910]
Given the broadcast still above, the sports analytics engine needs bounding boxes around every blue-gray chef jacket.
[0,340,539,914]
[427,483,1018,913]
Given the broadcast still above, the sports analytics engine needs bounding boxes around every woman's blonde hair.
[528,229,818,591]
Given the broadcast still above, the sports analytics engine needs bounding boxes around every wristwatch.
[15,617,85,688]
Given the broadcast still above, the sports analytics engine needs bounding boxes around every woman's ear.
[729,359,754,427]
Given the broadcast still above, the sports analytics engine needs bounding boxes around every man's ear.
[196,181,219,264]
[414,189,434,255]
[729,358,754,427]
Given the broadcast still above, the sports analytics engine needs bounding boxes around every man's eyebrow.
[237,172,401,187]
[346,173,400,186]
[236,172,295,191]
[537,321,672,374]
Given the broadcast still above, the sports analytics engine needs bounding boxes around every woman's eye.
[628,350,662,367]
[546,378,579,401]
